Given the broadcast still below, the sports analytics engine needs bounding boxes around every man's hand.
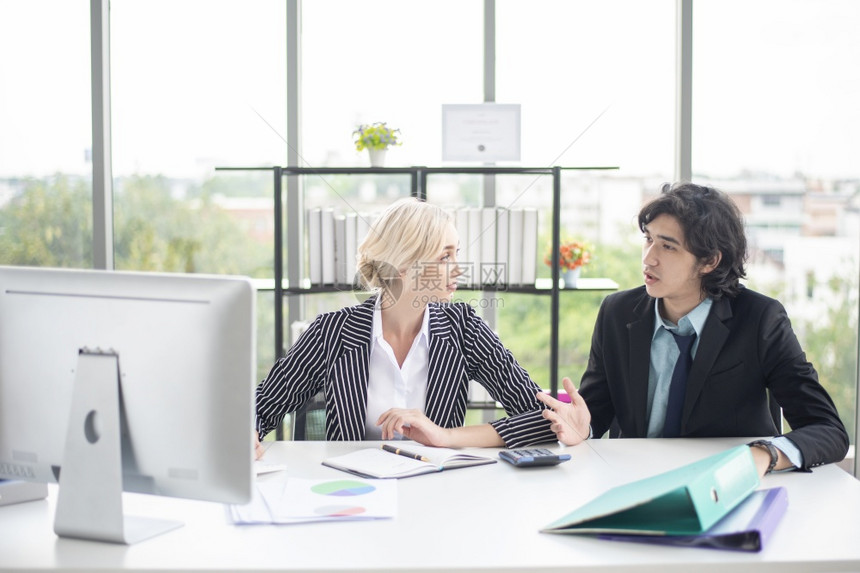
[536,377,592,446]
[748,442,792,478]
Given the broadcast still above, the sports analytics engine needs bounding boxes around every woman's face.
[405,222,461,305]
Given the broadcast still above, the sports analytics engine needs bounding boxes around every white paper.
[228,477,397,525]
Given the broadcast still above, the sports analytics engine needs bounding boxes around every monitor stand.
[53,349,183,544]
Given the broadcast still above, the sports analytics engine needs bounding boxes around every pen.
[381,444,430,462]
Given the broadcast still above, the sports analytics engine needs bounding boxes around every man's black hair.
[638,182,747,300]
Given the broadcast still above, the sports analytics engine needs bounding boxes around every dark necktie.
[663,331,697,438]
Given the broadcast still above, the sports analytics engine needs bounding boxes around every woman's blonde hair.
[356,197,452,292]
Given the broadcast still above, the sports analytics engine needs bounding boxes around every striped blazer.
[255,296,557,448]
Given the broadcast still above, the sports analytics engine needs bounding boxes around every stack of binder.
[541,445,788,552]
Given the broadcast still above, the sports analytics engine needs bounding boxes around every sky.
[0,0,858,182]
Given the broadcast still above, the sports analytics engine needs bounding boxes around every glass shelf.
[250,277,619,294]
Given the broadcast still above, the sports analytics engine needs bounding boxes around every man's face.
[641,213,707,313]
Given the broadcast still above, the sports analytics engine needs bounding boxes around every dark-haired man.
[538,182,848,477]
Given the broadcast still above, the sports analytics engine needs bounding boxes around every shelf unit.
[218,164,618,438]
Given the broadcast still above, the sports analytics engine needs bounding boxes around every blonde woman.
[254,197,554,456]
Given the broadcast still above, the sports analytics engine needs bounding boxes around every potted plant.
[353,122,401,167]
[544,239,591,287]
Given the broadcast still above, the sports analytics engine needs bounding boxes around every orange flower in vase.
[544,240,592,288]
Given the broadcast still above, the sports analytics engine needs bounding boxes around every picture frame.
[442,103,521,162]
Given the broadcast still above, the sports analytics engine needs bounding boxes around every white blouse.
[364,302,430,440]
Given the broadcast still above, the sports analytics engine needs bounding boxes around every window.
[109,0,286,278]
[495,0,675,382]
[0,1,92,268]
[109,0,287,379]
[496,0,675,178]
[301,0,482,169]
[694,0,860,442]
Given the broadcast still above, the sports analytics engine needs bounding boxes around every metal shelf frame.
[217,164,618,438]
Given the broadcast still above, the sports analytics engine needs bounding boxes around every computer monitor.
[0,266,255,544]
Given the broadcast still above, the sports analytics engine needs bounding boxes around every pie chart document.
[226,477,397,524]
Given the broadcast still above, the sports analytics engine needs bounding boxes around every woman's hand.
[253,430,265,460]
[376,408,451,447]
[536,377,592,446]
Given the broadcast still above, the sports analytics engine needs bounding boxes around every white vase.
[563,268,581,288]
[367,148,387,167]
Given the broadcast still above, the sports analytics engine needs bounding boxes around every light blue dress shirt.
[646,297,711,438]
[645,297,802,470]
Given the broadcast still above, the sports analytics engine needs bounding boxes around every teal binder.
[599,487,788,552]
[542,445,760,536]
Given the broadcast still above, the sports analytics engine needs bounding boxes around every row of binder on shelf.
[307,208,374,287]
[306,207,540,288]
[454,206,539,288]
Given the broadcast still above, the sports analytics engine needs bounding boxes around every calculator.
[498,448,571,467]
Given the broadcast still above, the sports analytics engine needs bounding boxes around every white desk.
[1,438,859,572]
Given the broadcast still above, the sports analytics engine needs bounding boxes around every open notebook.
[323,444,496,479]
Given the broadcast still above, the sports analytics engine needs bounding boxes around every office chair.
[292,390,326,440]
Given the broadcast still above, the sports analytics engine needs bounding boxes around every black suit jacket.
[579,285,848,470]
